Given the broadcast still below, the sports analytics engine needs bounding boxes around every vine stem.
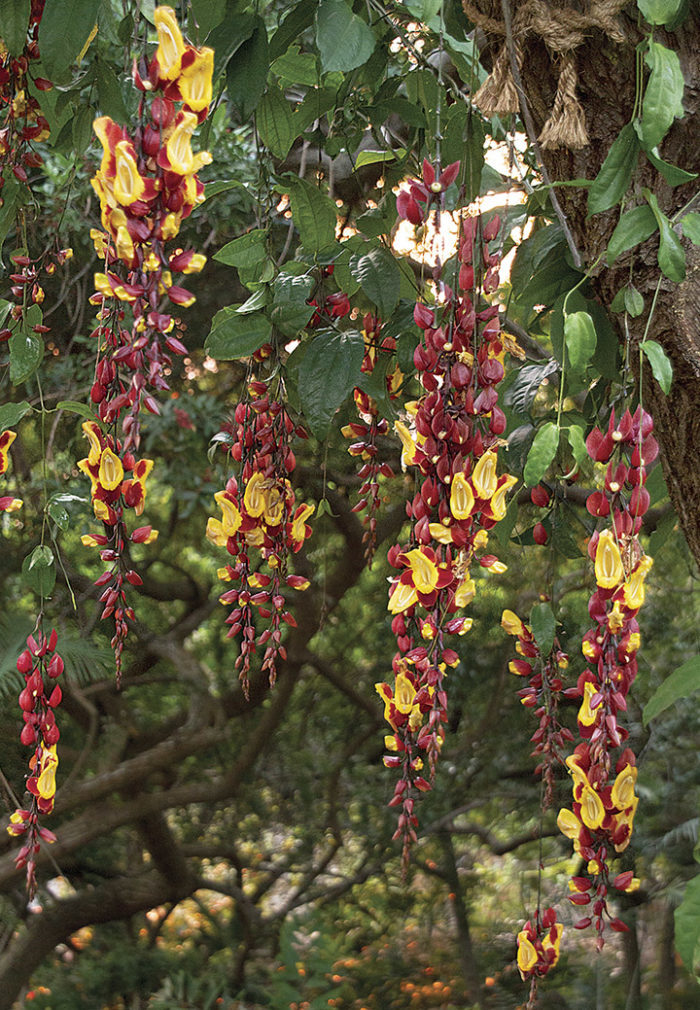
[499,0,582,269]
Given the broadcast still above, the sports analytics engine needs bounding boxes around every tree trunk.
[467,1,700,565]
[657,899,676,1009]
[438,831,483,1006]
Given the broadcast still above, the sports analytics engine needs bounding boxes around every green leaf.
[96,61,128,123]
[205,179,246,199]
[237,288,269,314]
[191,0,226,38]
[9,305,43,384]
[0,0,30,56]
[624,285,645,317]
[371,96,426,129]
[213,12,256,76]
[72,105,94,155]
[675,874,700,975]
[213,229,267,268]
[56,400,101,422]
[117,13,133,44]
[643,188,686,282]
[285,176,338,252]
[643,654,700,726]
[226,18,269,118]
[350,247,401,318]
[681,212,700,245]
[256,87,297,159]
[637,0,683,26]
[645,464,669,506]
[355,148,404,169]
[269,2,318,61]
[0,401,31,429]
[405,0,442,19]
[270,273,315,336]
[503,360,558,416]
[530,602,556,657]
[645,148,697,187]
[298,329,365,439]
[271,45,319,86]
[204,308,272,360]
[567,425,589,468]
[48,501,70,530]
[0,180,20,251]
[294,86,337,133]
[38,0,101,79]
[22,545,56,597]
[564,311,597,373]
[523,422,559,487]
[648,508,677,555]
[316,0,375,73]
[607,205,658,263]
[610,288,626,313]
[588,123,639,217]
[641,339,673,394]
[639,41,685,151]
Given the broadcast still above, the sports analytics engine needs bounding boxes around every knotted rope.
[463,0,630,148]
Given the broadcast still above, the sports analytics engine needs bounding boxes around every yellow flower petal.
[450,472,475,520]
[154,5,186,80]
[611,764,637,810]
[580,783,605,830]
[471,449,498,499]
[404,548,438,594]
[516,934,538,978]
[501,609,524,637]
[98,447,124,491]
[594,530,624,590]
[557,807,581,839]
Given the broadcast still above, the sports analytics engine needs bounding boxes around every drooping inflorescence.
[557,406,654,947]
[502,609,573,810]
[342,313,403,567]
[377,192,521,867]
[0,429,23,514]
[7,628,63,898]
[0,0,51,192]
[207,373,314,698]
[82,6,213,682]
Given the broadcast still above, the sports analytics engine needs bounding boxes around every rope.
[463,0,630,149]
[539,51,589,150]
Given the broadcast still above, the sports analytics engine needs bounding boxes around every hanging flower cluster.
[0,429,23,512]
[501,608,570,988]
[0,5,71,353]
[306,265,351,326]
[342,314,402,566]
[396,159,460,225]
[0,0,51,193]
[377,204,520,865]
[516,907,564,983]
[7,627,63,897]
[83,6,212,678]
[501,609,573,808]
[557,406,654,946]
[207,377,314,696]
[88,4,212,447]
[77,419,157,681]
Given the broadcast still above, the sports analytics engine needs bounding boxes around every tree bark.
[438,831,483,1006]
[468,1,700,564]
[0,870,195,1010]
